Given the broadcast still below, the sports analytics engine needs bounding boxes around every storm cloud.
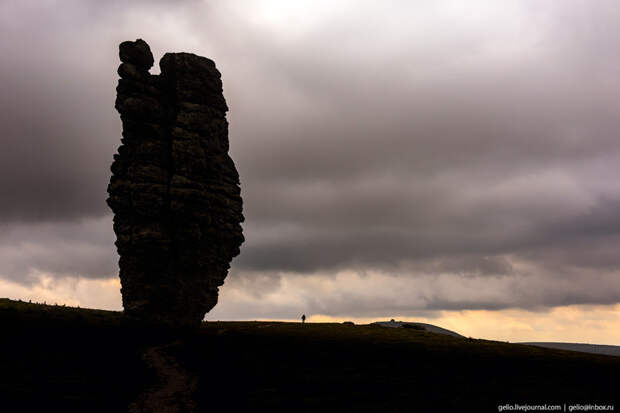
[1,0,620,318]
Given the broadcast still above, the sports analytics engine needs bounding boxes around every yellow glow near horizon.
[2,274,620,345]
[309,304,620,345]
[0,274,122,310]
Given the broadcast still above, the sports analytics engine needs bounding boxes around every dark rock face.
[107,39,244,327]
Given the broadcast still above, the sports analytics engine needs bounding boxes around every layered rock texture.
[107,39,244,327]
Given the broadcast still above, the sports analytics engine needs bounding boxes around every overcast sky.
[1,0,620,343]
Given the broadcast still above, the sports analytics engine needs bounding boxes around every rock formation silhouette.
[107,39,244,327]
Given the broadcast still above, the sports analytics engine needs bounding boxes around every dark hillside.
[1,299,618,412]
[0,299,151,412]
[187,322,619,412]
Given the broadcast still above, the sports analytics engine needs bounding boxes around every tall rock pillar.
[107,39,244,327]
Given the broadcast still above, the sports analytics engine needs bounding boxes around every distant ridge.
[519,342,620,357]
[372,320,463,337]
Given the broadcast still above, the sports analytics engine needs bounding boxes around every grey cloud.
[212,263,620,320]
[0,216,116,284]
[1,1,620,314]
[0,0,203,222]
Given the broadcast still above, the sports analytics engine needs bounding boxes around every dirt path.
[129,340,197,413]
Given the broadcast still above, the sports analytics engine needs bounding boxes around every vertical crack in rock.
[108,39,244,327]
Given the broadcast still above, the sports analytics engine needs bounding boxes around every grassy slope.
[1,298,618,412]
[0,299,149,412]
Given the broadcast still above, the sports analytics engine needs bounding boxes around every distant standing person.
[301,314,306,324]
